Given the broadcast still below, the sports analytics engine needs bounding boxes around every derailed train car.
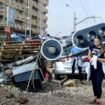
[42,23,105,79]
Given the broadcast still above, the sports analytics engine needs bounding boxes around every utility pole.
[39,8,42,35]
[25,0,32,38]
[39,2,43,35]
[73,13,77,33]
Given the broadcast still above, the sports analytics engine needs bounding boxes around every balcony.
[21,4,26,10]
[44,0,49,6]
[44,16,48,21]
[32,10,37,17]
[31,20,37,25]
[0,0,5,3]
[0,21,5,27]
[32,1,37,8]
[15,14,25,22]
[11,2,25,11]
[31,20,39,27]
[43,7,48,14]
[44,24,48,28]
[15,24,25,31]
[38,3,43,10]
[4,0,9,5]
[36,12,42,19]
[31,20,40,27]
[32,28,40,34]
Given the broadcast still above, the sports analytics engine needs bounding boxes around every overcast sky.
[47,0,105,36]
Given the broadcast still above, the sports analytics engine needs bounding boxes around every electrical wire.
[82,0,96,24]
[79,0,89,17]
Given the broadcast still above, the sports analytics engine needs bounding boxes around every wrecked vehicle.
[0,56,45,92]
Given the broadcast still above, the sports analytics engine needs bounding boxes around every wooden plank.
[1,56,14,59]
[0,59,12,62]
[4,40,41,43]
[3,43,41,46]
[0,48,39,51]
[3,41,41,44]
[0,40,41,64]
[3,46,40,49]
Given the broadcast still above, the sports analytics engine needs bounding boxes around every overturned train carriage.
[72,23,105,50]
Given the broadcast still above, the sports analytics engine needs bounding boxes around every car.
[53,55,89,80]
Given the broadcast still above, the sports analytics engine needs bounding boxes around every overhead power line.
[79,0,89,17]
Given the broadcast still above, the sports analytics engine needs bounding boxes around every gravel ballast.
[0,80,105,105]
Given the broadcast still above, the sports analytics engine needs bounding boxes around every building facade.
[0,0,48,39]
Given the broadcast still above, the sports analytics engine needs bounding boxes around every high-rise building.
[0,0,48,40]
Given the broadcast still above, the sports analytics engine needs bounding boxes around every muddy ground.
[0,80,105,105]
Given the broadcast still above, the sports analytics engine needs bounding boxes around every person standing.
[70,46,83,82]
[88,35,105,105]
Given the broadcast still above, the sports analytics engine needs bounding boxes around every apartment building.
[0,0,48,39]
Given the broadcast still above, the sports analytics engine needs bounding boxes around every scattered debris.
[63,79,78,87]
[15,94,28,104]
[5,91,14,98]
[4,69,13,77]
[5,91,28,104]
